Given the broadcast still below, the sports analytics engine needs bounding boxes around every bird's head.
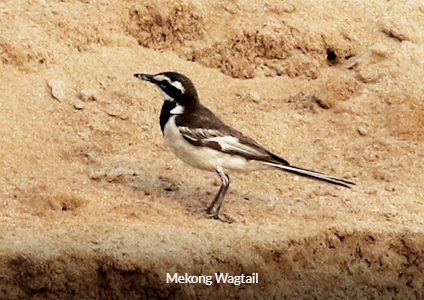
[134,72,199,108]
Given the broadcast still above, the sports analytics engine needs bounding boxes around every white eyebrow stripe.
[153,75,171,83]
[170,81,185,93]
[153,75,185,94]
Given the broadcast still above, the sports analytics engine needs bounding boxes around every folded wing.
[179,126,274,161]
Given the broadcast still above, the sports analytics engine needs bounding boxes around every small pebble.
[78,89,98,101]
[105,103,129,120]
[369,43,389,57]
[67,98,85,110]
[357,127,367,136]
[249,91,260,103]
[47,79,68,102]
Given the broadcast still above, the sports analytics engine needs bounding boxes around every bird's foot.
[203,211,234,224]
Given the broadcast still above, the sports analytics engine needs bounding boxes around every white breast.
[163,116,269,174]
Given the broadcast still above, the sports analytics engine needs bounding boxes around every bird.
[134,71,355,222]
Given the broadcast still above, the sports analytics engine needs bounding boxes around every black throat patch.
[159,100,177,132]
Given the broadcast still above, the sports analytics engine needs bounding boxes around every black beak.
[134,73,155,82]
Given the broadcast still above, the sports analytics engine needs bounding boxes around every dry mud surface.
[1,0,424,299]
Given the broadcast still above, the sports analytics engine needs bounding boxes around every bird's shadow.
[87,156,225,215]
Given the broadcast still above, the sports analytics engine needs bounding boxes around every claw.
[203,211,234,224]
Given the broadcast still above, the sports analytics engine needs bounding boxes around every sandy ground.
[1,0,424,299]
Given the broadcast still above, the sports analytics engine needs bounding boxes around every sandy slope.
[0,0,424,299]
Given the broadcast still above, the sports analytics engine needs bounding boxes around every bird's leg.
[205,168,229,214]
[204,168,232,223]
[205,183,226,214]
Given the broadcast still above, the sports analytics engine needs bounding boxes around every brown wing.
[176,105,287,163]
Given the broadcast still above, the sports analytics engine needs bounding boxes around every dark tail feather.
[265,153,355,188]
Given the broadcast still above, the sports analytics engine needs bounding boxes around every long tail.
[265,154,355,188]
